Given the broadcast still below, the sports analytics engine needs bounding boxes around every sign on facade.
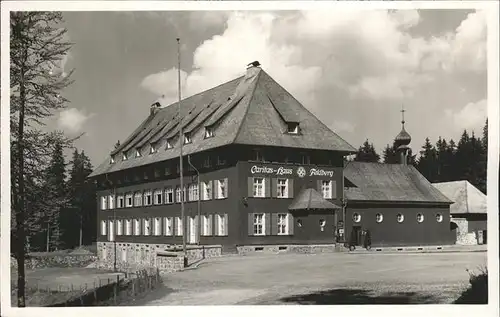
[250,165,335,178]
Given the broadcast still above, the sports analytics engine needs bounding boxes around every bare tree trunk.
[46,223,50,252]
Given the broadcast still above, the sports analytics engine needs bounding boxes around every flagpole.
[177,38,187,267]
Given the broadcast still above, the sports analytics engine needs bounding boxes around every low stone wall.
[236,244,340,255]
[96,242,222,272]
[11,254,97,270]
[453,217,478,245]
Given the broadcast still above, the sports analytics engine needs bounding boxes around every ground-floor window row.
[248,212,295,236]
[101,214,228,239]
[352,212,445,224]
[99,178,229,210]
[247,177,337,199]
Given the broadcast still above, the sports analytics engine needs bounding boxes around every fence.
[47,268,162,307]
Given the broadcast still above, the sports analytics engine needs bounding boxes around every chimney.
[150,102,160,116]
[245,61,261,79]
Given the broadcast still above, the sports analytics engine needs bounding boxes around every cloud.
[140,68,188,102]
[140,9,486,106]
[57,108,93,133]
[445,99,487,133]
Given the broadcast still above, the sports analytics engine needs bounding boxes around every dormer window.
[166,139,173,149]
[110,156,115,164]
[184,133,192,144]
[287,122,299,134]
[135,149,141,158]
[150,144,157,154]
[205,127,214,138]
[122,153,128,161]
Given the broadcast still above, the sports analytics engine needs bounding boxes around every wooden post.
[131,279,135,296]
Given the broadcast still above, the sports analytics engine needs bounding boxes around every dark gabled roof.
[432,180,487,214]
[89,67,356,177]
[344,162,453,204]
[289,188,341,211]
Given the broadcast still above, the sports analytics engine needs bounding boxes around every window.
[116,195,124,208]
[110,156,115,164]
[122,153,128,161]
[376,213,383,223]
[277,214,288,235]
[134,192,142,207]
[436,214,443,222]
[205,128,214,138]
[101,196,107,210]
[176,217,183,236]
[165,167,171,176]
[302,154,311,164]
[287,123,299,134]
[108,220,115,241]
[135,149,141,157]
[202,181,212,200]
[253,213,265,235]
[253,177,264,197]
[154,218,161,236]
[184,133,192,144]
[202,215,210,236]
[321,180,332,199]
[353,213,361,223]
[397,214,404,223]
[175,186,186,203]
[166,139,173,149]
[216,179,227,199]
[203,156,211,168]
[277,179,288,198]
[164,217,173,236]
[217,156,226,166]
[417,213,424,223]
[125,220,132,235]
[143,219,151,236]
[108,195,115,209]
[134,219,141,235]
[165,187,174,204]
[101,220,107,235]
[154,189,163,205]
[125,194,133,207]
[143,190,152,206]
[154,169,160,178]
[150,144,157,154]
[188,184,199,201]
[216,214,227,236]
[254,150,264,162]
[117,220,123,235]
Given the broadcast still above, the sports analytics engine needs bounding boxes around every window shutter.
[248,213,254,236]
[265,213,271,235]
[214,214,219,236]
[214,180,219,199]
[265,178,271,198]
[271,178,278,198]
[288,179,294,198]
[331,180,337,199]
[271,213,278,235]
[224,214,229,236]
[224,178,228,198]
[288,213,294,235]
[247,177,254,197]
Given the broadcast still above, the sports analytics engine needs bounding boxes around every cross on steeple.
[401,105,406,127]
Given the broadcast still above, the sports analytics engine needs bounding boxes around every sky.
[50,9,487,167]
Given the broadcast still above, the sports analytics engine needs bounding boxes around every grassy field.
[132,251,487,305]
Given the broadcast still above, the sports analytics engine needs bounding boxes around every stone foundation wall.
[11,254,97,270]
[237,244,340,255]
[452,218,478,245]
[96,242,222,272]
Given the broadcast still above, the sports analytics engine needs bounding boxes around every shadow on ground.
[123,284,177,306]
[280,288,438,304]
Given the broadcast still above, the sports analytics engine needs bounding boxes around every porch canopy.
[288,187,341,211]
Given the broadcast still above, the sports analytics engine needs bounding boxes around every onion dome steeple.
[394,105,412,165]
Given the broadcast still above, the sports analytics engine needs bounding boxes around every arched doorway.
[450,221,458,244]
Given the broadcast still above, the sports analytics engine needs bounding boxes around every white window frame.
[110,156,115,164]
[436,214,443,223]
[176,217,183,236]
[122,153,128,161]
[143,218,151,236]
[202,215,210,236]
[184,133,192,144]
[101,196,107,210]
[287,123,299,134]
[165,187,174,204]
[277,213,288,235]
[116,220,123,236]
[253,213,265,236]
[216,179,227,199]
[254,150,264,162]
[164,217,173,236]
[176,187,182,203]
[134,219,141,236]
[253,177,265,198]
[101,220,107,235]
[417,213,424,223]
[203,156,211,168]
[154,189,163,205]
[202,181,212,200]
[134,192,143,207]
[166,139,173,149]
[135,149,141,157]
[144,190,152,206]
[125,219,132,235]
[154,217,161,236]
[125,194,133,207]
[117,195,124,208]
[108,195,115,209]
[376,213,383,223]
[353,213,361,223]
[150,143,156,154]
[321,180,332,199]
[397,214,405,223]
[277,179,288,198]
[108,220,115,242]
[217,214,226,236]
[205,128,214,138]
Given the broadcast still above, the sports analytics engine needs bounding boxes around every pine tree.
[10,12,76,307]
[416,138,438,182]
[382,143,398,164]
[479,119,488,194]
[354,139,381,163]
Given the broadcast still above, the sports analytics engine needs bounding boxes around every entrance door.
[350,226,362,246]
[188,217,197,244]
